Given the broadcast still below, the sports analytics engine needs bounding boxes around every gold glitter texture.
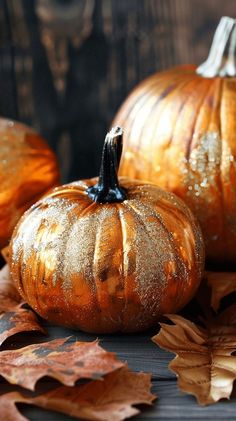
[10,177,204,333]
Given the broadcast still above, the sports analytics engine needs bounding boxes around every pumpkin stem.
[87,126,127,203]
[197,16,236,77]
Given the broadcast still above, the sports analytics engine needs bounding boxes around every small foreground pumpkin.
[0,118,59,248]
[113,16,236,264]
[9,127,204,333]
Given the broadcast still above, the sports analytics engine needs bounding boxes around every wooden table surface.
[2,319,236,421]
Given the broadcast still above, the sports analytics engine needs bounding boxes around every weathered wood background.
[0,0,235,181]
[1,2,236,420]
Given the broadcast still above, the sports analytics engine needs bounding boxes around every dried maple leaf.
[0,392,28,421]
[0,367,155,421]
[0,337,124,390]
[0,264,22,310]
[152,304,236,405]
[207,271,236,311]
[0,307,45,347]
[0,264,45,346]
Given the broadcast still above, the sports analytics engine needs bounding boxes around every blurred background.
[0,0,235,182]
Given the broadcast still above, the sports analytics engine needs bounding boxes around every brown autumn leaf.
[0,393,28,421]
[207,271,236,311]
[0,264,22,310]
[0,367,155,421]
[0,264,45,346]
[0,336,124,390]
[152,303,236,405]
[0,307,46,347]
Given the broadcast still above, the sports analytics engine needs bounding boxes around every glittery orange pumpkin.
[0,118,59,248]
[113,17,236,263]
[9,127,204,333]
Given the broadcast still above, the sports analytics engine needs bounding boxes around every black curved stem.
[87,126,127,203]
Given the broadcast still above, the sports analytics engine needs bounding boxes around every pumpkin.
[0,118,59,248]
[113,16,236,264]
[9,126,204,333]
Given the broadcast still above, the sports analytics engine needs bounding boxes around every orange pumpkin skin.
[113,17,236,264]
[114,64,236,263]
[0,118,60,248]
[9,148,204,333]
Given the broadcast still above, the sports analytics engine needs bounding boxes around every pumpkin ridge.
[28,215,49,314]
[164,78,202,150]
[188,79,225,260]
[129,198,189,315]
[36,254,47,315]
[219,77,229,261]
[148,77,207,185]
[119,78,166,153]
[116,71,179,127]
[119,66,191,120]
[127,199,183,300]
[115,203,127,330]
[60,203,88,313]
[135,76,197,181]
[185,80,213,161]
[123,200,164,242]
[127,199,175,250]
[15,246,25,300]
[125,201,171,254]
[211,78,225,260]
[91,206,108,326]
[46,184,90,202]
[120,200,167,318]
[182,81,223,260]
[121,73,195,180]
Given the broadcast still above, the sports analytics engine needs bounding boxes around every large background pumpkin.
[0,118,59,248]
[10,127,204,333]
[113,17,236,264]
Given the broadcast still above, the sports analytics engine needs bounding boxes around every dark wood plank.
[2,0,236,181]
[1,322,175,380]
[1,321,236,420]
[46,325,175,380]
[151,381,236,420]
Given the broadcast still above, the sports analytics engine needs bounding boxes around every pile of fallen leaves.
[2,251,236,419]
[153,271,236,405]
[0,264,155,420]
